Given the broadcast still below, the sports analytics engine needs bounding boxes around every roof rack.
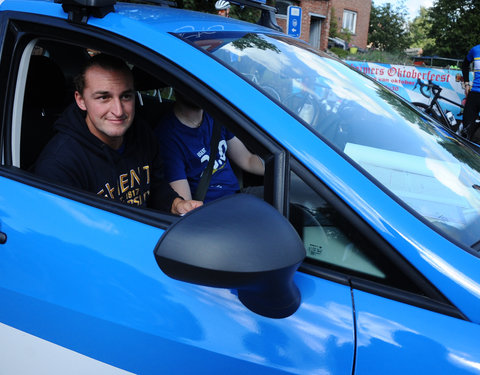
[132,0,178,7]
[55,0,116,23]
[56,0,282,31]
[144,0,282,31]
[231,0,282,31]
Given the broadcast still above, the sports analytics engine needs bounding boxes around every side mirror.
[154,194,306,318]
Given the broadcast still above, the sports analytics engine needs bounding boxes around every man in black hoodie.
[35,54,202,215]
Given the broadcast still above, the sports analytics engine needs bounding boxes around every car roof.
[115,3,273,34]
[1,0,280,34]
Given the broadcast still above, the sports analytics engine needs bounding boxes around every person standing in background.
[215,0,230,17]
[461,44,480,140]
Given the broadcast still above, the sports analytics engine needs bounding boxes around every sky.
[372,0,435,20]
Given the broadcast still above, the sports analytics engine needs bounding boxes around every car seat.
[132,66,174,128]
[21,55,66,170]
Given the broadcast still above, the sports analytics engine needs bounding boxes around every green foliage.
[409,6,436,55]
[329,8,338,38]
[346,50,413,65]
[368,1,411,52]
[330,47,349,59]
[178,0,210,12]
[329,8,352,45]
[339,28,352,44]
[427,0,480,58]
[231,6,261,24]
[232,34,280,52]
[179,0,260,23]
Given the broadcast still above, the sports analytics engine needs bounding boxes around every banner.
[345,61,468,119]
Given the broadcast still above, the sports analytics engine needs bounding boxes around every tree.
[368,1,411,52]
[329,7,339,38]
[409,6,435,55]
[428,0,480,58]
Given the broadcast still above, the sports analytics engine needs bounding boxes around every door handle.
[0,232,6,244]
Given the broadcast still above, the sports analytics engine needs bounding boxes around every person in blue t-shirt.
[155,93,264,203]
[462,44,480,140]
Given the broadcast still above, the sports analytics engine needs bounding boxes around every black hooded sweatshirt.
[35,103,179,212]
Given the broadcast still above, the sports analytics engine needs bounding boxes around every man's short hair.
[74,53,133,94]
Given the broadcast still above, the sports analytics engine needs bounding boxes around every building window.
[276,0,298,16]
[342,10,357,34]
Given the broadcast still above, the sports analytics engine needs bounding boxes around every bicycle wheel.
[412,102,446,126]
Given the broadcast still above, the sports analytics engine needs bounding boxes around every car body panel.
[0,176,355,373]
[0,322,135,374]
[0,0,65,17]
[354,289,480,374]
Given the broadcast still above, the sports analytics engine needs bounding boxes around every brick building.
[275,0,371,52]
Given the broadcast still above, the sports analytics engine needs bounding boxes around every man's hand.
[171,197,203,215]
[464,82,471,96]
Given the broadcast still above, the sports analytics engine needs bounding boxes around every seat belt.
[193,121,222,201]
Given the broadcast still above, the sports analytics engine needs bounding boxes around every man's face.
[75,65,135,149]
[218,8,229,17]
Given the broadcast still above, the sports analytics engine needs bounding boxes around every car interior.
[18,39,265,189]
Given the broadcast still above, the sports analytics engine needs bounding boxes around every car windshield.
[178,31,480,249]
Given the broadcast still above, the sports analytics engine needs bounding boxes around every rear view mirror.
[154,194,306,318]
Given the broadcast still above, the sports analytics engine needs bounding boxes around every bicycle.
[412,78,463,133]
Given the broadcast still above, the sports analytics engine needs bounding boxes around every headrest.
[25,55,66,106]
[132,66,167,91]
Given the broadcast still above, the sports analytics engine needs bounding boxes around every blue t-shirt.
[466,44,480,92]
[155,111,240,203]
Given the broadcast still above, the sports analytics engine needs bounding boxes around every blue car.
[1,0,480,373]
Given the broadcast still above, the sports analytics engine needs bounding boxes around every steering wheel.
[260,85,281,102]
[285,92,321,125]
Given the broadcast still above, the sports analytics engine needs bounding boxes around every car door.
[0,10,357,374]
[353,290,480,375]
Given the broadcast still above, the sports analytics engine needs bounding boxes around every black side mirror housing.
[154,194,305,318]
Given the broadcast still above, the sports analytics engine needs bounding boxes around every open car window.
[11,36,272,217]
